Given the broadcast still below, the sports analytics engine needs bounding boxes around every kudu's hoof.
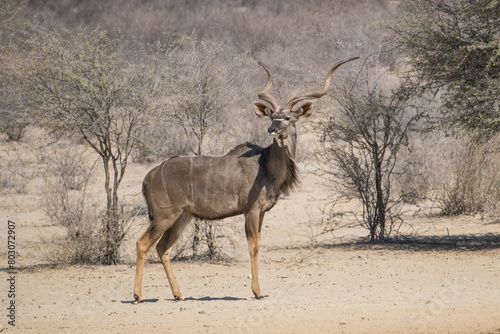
[133,294,143,304]
[174,295,185,301]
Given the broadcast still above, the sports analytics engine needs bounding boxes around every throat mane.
[280,151,298,196]
[265,142,299,197]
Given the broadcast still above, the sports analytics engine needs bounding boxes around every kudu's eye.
[285,117,291,121]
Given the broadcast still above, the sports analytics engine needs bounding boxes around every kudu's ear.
[294,102,314,119]
[254,102,273,118]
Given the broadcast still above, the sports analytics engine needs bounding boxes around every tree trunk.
[373,145,386,241]
[192,219,201,258]
[102,156,121,265]
[206,222,217,259]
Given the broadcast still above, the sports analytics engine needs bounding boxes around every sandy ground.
[1,143,500,333]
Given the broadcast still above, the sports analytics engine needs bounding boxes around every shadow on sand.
[184,296,248,302]
[320,233,500,252]
[120,298,159,304]
[121,296,247,304]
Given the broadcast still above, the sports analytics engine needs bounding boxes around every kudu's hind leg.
[245,211,265,299]
[156,212,192,301]
[134,211,183,303]
[134,222,165,303]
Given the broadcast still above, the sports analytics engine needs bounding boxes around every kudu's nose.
[268,125,276,135]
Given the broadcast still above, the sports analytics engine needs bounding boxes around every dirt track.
[7,246,500,333]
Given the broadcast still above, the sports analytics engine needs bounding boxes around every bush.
[40,177,108,265]
[44,195,107,265]
[0,158,30,194]
[169,219,237,262]
[318,57,422,241]
[39,145,108,265]
[0,111,30,142]
[438,139,500,216]
[39,143,146,265]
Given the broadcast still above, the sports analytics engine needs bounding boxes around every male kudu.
[134,57,359,303]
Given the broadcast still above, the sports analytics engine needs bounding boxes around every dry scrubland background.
[1,0,500,333]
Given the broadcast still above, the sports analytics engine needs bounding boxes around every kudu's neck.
[285,124,298,158]
[267,124,298,196]
[271,123,297,158]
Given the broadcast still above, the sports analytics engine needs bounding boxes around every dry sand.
[1,150,500,333]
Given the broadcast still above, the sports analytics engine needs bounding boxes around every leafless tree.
[10,27,169,264]
[319,56,423,241]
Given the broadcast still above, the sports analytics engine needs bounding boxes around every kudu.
[134,57,359,303]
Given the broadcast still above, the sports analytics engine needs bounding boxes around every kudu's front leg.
[245,211,265,299]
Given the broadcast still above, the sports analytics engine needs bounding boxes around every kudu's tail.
[142,181,153,222]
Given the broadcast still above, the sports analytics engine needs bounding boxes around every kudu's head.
[254,57,359,154]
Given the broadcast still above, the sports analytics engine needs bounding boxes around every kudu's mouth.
[269,131,285,148]
[268,129,278,136]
